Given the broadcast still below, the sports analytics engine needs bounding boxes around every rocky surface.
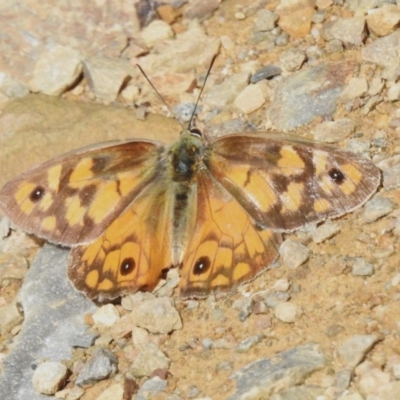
[1,0,400,399]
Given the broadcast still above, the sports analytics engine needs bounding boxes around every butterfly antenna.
[188,54,217,131]
[136,64,177,121]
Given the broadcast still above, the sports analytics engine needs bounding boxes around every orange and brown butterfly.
[0,114,380,300]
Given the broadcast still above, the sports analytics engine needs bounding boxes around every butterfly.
[0,121,380,300]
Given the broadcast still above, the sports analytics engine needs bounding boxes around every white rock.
[32,361,68,395]
[97,383,124,400]
[340,77,368,101]
[92,304,120,327]
[274,302,300,323]
[141,20,174,48]
[272,279,291,292]
[31,45,82,96]
[312,221,340,244]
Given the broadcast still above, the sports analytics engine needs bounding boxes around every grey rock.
[268,61,358,131]
[235,334,265,353]
[312,222,340,244]
[329,17,367,48]
[250,65,282,83]
[337,335,380,368]
[351,258,375,277]
[361,31,400,68]
[130,296,182,334]
[136,377,167,400]
[232,298,253,321]
[228,343,326,400]
[363,196,394,223]
[254,9,278,32]
[279,49,306,72]
[0,244,97,400]
[83,57,135,102]
[279,240,309,269]
[76,348,118,387]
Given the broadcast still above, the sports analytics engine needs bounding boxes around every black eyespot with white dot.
[193,256,211,275]
[120,257,135,275]
[30,186,45,202]
[328,168,345,184]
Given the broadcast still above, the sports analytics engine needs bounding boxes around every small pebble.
[272,278,291,292]
[92,304,120,327]
[235,334,265,353]
[312,221,340,244]
[351,258,375,277]
[250,65,281,83]
[279,49,306,71]
[140,20,174,48]
[363,196,395,223]
[75,348,118,387]
[97,383,124,400]
[32,361,68,395]
[274,302,300,323]
[234,83,267,114]
[279,240,310,269]
[131,343,170,378]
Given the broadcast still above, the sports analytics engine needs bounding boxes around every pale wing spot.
[339,163,362,195]
[69,158,94,183]
[278,146,305,171]
[313,198,331,213]
[97,279,114,291]
[103,250,121,274]
[89,182,121,224]
[211,274,230,288]
[233,262,251,281]
[41,216,57,231]
[319,175,335,194]
[85,269,99,288]
[66,197,86,226]
[39,192,54,212]
[281,182,304,212]
[47,165,62,192]
[214,246,233,270]
[313,150,328,176]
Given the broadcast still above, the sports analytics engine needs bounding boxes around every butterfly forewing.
[0,140,165,245]
[206,133,381,232]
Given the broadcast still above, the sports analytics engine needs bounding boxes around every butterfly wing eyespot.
[0,140,165,245]
[179,170,281,299]
[206,133,381,232]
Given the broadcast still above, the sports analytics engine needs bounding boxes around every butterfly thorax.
[168,129,204,184]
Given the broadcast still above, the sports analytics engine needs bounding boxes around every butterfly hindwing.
[206,133,381,232]
[68,176,174,300]
[179,170,281,298]
[0,140,165,245]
